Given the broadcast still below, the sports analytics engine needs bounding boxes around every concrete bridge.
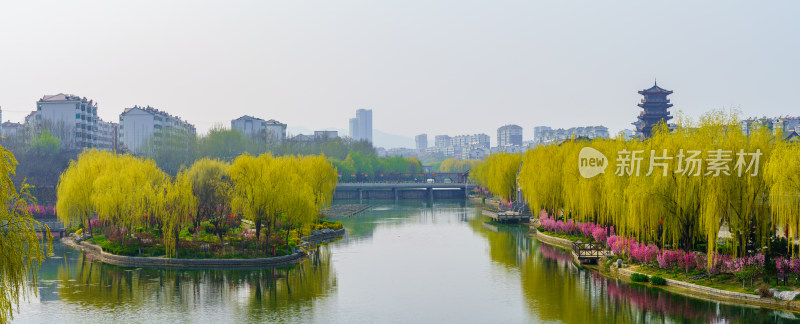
[334,183,475,200]
[31,218,67,238]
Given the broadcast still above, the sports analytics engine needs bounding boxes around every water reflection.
[334,200,468,244]
[15,202,800,323]
[470,218,800,323]
[32,242,336,322]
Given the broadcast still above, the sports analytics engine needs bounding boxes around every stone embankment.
[63,228,346,268]
[302,228,346,243]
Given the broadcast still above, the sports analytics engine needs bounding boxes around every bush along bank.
[535,211,800,304]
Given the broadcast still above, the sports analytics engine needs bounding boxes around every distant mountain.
[286,126,414,149]
[373,129,414,149]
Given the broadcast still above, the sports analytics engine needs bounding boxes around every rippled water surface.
[13,201,800,323]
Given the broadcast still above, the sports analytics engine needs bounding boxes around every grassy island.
[58,149,340,259]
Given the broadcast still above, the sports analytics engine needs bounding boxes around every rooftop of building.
[1,121,23,127]
[121,105,192,125]
[638,81,673,95]
[233,115,266,122]
[39,93,95,104]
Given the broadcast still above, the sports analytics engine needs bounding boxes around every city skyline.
[1,1,799,141]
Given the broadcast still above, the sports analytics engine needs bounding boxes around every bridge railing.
[572,241,608,260]
[337,172,469,184]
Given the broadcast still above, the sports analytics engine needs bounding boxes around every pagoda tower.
[635,81,673,138]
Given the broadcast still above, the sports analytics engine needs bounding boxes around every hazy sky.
[1,1,798,144]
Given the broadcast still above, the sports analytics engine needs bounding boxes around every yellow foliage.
[471,153,522,202]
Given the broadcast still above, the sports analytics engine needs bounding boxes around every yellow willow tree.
[56,149,115,233]
[598,137,632,229]
[279,172,317,255]
[161,169,198,258]
[301,155,338,215]
[441,158,481,173]
[698,111,773,259]
[765,136,800,255]
[561,139,594,221]
[0,145,52,324]
[230,154,272,243]
[619,123,702,248]
[471,152,522,202]
[184,158,231,227]
[519,144,566,216]
[92,155,166,234]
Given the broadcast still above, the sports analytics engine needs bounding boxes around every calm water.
[12,201,800,323]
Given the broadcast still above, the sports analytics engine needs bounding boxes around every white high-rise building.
[119,105,195,154]
[452,134,490,149]
[415,134,428,151]
[349,109,372,143]
[435,135,452,148]
[497,125,523,147]
[28,93,117,150]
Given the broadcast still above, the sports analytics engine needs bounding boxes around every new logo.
[578,147,608,178]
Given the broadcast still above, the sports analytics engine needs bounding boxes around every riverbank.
[531,226,800,313]
[63,228,345,268]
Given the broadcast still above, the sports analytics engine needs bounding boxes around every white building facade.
[28,94,109,150]
[231,115,286,144]
[415,134,428,151]
[497,124,523,147]
[349,108,372,143]
[119,106,195,154]
[532,125,609,145]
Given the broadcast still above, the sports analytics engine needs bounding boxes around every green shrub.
[649,276,667,285]
[179,227,192,240]
[630,273,649,283]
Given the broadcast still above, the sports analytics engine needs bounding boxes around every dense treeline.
[0,126,371,204]
[470,153,521,202]
[56,149,337,257]
[439,158,481,173]
[329,151,422,180]
[142,127,375,175]
[1,130,74,204]
[473,111,800,266]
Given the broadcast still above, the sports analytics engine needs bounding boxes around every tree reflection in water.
[55,244,336,322]
[473,219,800,323]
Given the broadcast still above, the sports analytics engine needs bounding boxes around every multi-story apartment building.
[452,134,490,149]
[349,109,372,143]
[415,134,428,151]
[231,115,287,144]
[532,125,609,145]
[313,130,338,140]
[264,119,287,143]
[434,135,452,148]
[119,105,195,154]
[1,121,23,138]
[741,117,800,138]
[96,120,119,151]
[497,124,523,147]
[28,93,115,150]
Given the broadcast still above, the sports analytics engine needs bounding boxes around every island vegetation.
[56,149,339,259]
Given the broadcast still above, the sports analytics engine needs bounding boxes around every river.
[12,201,800,323]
